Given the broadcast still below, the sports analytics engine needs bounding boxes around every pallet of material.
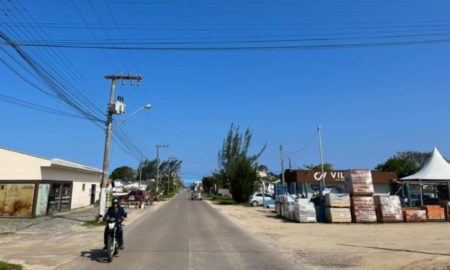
[351,196,377,223]
[344,170,374,196]
[373,195,403,223]
[275,202,282,217]
[421,205,445,221]
[294,199,317,223]
[402,208,427,222]
[325,207,351,223]
[325,193,350,208]
[440,201,450,221]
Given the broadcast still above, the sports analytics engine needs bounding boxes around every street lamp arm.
[119,104,152,126]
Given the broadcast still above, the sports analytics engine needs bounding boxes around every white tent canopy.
[401,147,450,181]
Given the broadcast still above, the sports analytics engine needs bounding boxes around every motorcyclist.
[102,197,127,250]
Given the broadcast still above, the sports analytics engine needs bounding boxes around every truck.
[117,190,150,205]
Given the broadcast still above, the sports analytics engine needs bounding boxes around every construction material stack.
[294,199,317,223]
[421,205,445,221]
[324,193,351,223]
[345,170,377,223]
[275,195,284,217]
[282,195,296,221]
[402,207,427,222]
[441,201,450,221]
[373,195,403,223]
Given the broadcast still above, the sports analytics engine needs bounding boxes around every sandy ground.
[0,200,168,270]
[209,202,450,270]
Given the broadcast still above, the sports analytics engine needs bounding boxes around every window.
[82,184,85,191]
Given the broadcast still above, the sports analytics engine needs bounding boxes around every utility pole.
[280,145,285,188]
[156,144,169,194]
[318,125,325,199]
[289,157,292,170]
[98,73,142,218]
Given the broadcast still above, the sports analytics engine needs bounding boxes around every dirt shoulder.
[0,200,169,270]
[208,201,450,270]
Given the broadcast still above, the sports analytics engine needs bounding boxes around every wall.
[41,167,101,209]
[71,182,99,209]
[0,148,50,180]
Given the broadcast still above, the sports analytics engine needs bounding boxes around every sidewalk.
[0,204,149,235]
[0,201,168,270]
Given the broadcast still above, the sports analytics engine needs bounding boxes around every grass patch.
[81,217,103,227]
[159,193,176,201]
[0,232,15,237]
[0,261,22,270]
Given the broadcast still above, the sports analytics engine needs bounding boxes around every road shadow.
[80,249,110,263]
[338,244,450,256]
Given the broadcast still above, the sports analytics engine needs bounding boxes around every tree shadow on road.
[80,249,110,263]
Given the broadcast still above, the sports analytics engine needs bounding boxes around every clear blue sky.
[1,0,450,185]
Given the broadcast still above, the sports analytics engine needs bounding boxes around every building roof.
[402,147,450,181]
[0,146,102,174]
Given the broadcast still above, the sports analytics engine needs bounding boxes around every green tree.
[109,166,136,182]
[375,151,432,178]
[303,163,334,171]
[217,124,266,203]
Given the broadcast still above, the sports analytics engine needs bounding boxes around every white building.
[0,147,102,217]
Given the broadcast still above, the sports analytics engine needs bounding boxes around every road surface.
[60,191,299,270]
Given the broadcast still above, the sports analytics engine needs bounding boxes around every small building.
[284,169,398,196]
[0,147,102,217]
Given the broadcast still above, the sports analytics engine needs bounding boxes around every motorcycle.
[105,217,122,262]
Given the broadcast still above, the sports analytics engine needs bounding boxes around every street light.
[119,104,152,126]
[117,104,153,193]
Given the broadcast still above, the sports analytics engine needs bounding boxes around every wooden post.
[419,180,424,207]
[401,183,405,207]
[407,182,412,207]
[447,181,450,200]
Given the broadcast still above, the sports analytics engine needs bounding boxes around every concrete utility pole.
[318,125,325,198]
[156,144,169,194]
[280,145,285,187]
[98,73,142,217]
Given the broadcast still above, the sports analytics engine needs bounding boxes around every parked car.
[117,190,150,204]
[249,192,273,207]
[191,191,202,200]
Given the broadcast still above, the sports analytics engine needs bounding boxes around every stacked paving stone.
[324,193,351,223]
[345,170,377,223]
[294,199,317,223]
[421,205,445,221]
[374,195,403,223]
[402,207,427,222]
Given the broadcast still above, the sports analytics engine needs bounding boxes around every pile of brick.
[374,195,403,223]
[441,201,450,221]
[324,193,351,223]
[346,170,377,223]
[421,205,445,221]
[402,207,427,222]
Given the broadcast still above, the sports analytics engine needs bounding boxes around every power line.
[9,36,450,51]
[288,130,318,154]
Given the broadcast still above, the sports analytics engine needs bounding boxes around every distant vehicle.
[191,191,202,200]
[249,192,273,207]
[117,190,150,204]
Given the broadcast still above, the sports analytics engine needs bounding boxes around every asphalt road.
[60,191,299,270]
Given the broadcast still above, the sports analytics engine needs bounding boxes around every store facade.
[0,147,102,217]
[284,169,398,196]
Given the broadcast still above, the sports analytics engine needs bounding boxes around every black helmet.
[112,198,119,205]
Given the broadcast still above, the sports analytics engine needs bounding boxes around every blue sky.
[1,0,450,185]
